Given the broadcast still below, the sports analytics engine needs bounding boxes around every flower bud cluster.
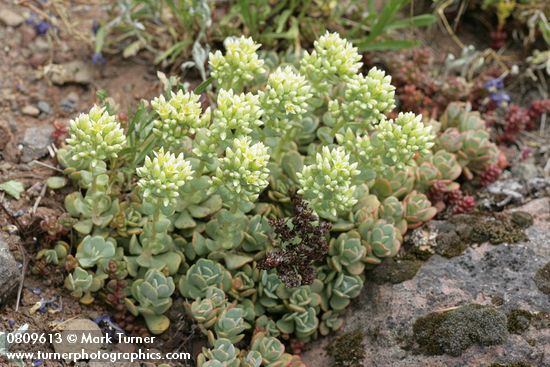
[137,148,194,206]
[300,32,362,92]
[211,89,263,142]
[329,68,396,129]
[151,90,208,148]
[210,136,270,206]
[372,112,434,167]
[298,146,360,218]
[260,66,312,133]
[209,36,266,91]
[66,105,126,168]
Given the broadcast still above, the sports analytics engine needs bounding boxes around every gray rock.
[302,198,550,367]
[0,9,24,27]
[53,319,104,358]
[0,237,21,306]
[37,101,51,114]
[45,60,94,85]
[511,162,540,182]
[21,125,54,162]
[61,92,79,113]
[21,105,40,117]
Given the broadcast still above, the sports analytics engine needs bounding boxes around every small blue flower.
[94,314,112,325]
[490,91,510,107]
[484,78,504,93]
[92,20,100,35]
[32,359,44,366]
[8,319,15,328]
[92,52,106,65]
[34,20,50,35]
[26,14,37,25]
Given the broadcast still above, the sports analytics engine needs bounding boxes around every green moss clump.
[413,304,508,356]
[506,309,532,334]
[469,214,528,245]
[326,330,365,367]
[534,262,550,296]
[510,211,534,229]
[530,311,550,330]
[368,255,423,284]
[435,230,468,258]
[489,362,532,367]
[491,295,505,306]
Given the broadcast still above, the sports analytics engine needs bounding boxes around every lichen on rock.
[325,329,365,367]
[533,261,550,296]
[367,254,423,284]
[412,304,508,356]
[506,309,532,334]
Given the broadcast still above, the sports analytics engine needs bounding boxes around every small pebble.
[20,25,37,43]
[21,105,40,117]
[0,9,24,27]
[61,92,79,113]
[37,101,51,114]
[29,53,48,67]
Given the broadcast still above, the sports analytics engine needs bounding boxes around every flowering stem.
[151,201,161,242]
[273,128,293,161]
[330,117,346,137]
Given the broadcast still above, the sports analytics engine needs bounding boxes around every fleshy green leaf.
[0,180,24,200]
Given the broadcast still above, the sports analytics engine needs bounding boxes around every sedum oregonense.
[49,31,500,366]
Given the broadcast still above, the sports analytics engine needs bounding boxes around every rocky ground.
[302,196,550,366]
[1,1,550,367]
[0,2,192,366]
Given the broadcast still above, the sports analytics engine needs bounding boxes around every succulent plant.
[209,36,266,92]
[373,112,434,168]
[371,165,415,199]
[328,231,365,275]
[361,219,402,262]
[379,196,406,234]
[258,271,284,313]
[64,267,93,301]
[65,105,126,169]
[55,31,495,357]
[300,31,362,92]
[241,350,262,367]
[36,241,68,265]
[197,338,241,367]
[188,286,227,330]
[260,66,312,134]
[298,146,360,219]
[137,148,194,207]
[277,306,319,341]
[328,273,363,311]
[179,259,232,299]
[64,189,120,234]
[250,332,286,365]
[436,127,462,152]
[403,191,437,229]
[75,235,116,268]
[210,136,270,211]
[125,269,175,334]
[214,307,250,343]
[432,150,462,181]
[414,159,441,193]
[438,102,500,178]
[319,310,344,336]
[210,89,263,144]
[151,89,208,148]
[229,270,256,300]
[459,130,500,174]
[255,315,280,338]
